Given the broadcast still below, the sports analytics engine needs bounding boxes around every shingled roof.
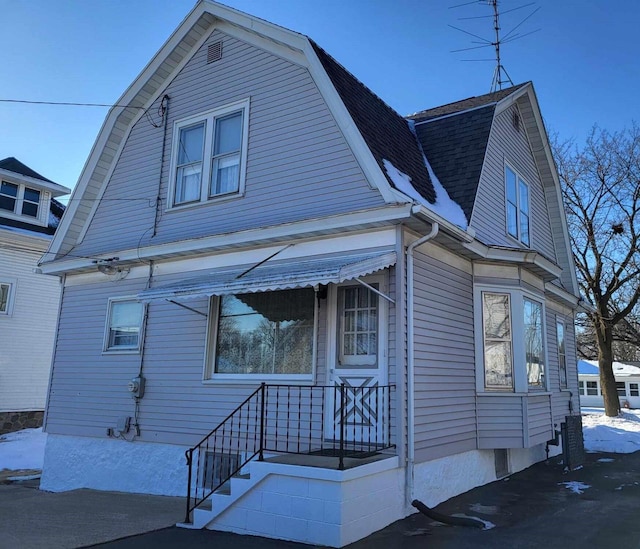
[408,83,527,122]
[0,156,54,183]
[413,104,495,220]
[407,83,529,222]
[311,41,436,204]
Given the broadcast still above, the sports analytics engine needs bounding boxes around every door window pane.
[340,285,378,366]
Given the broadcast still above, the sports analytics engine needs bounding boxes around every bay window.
[170,99,249,208]
[206,288,316,380]
[478,288,547,392]
[557,320,567,388]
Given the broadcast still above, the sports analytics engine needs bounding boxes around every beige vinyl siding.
[0,239,61,412]
[412,245,477,462]
[471,104,557,262]
[72,29,384,258]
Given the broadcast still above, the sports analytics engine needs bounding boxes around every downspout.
[406,221,439,505]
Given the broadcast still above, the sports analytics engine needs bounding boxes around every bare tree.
[554,124,640,416]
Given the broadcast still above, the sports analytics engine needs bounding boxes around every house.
[38,2,582,546]
[0,157,69,434]
[578,360,640,408]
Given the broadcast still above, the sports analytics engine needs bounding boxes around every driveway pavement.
[1,450,639,548]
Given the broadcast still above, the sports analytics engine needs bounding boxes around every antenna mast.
[490,0,514,92]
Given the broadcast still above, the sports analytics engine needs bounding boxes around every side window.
[616,382,627,397]
[0,181,18,213]
[586,381,598,396]
[524,298,544,389]
[0,282,13,315]
[105,299,145,352]
[482,292,513,389]
[556,320,567,388]
[170,100,248,208]
[505,165,530,246]
[630,383,639,397]
[578,380,585,395]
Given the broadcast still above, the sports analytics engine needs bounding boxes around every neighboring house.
[578,360,640,408]
[38,2,582,546]
[0,157,69,434]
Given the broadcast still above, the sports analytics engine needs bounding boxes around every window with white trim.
[616,381,627,397]
[524,298,545,389]
[0,282,13,315]
[170,101,249,208]
[206,288,316,380]
[104,299,145,351]
[505,165,530,246]
[482,292,514,389]
[585,380,598,395]
[557,320,567,388]
[0,181,42,221]
[478,288,547,392]
[629,383,639,397]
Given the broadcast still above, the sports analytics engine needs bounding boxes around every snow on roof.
[578,359,640,377]
[382,158,468,230]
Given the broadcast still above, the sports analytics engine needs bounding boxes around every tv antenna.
[449,0,540,92]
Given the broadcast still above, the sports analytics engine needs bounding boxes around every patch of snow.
[559,481,591,494]
[452,514,495,530]
[578,359,640,376]
[582,408,640,453]
[48,210,60,228]
[597,458,615,463]
[382,158,468,230]
[0,428,47,470]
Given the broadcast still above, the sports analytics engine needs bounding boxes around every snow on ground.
[559,481,591,494]
[582,407,640,453]
[0,428,47,470]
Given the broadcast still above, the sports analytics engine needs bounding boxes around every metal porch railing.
[184,383,395,523]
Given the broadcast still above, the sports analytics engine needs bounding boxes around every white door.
[325,278,388,447]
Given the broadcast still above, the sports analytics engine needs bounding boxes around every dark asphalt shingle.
[0,157,54,184]
[311,41,436,204]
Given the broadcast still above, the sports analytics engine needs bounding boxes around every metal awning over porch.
[138,250,396,302]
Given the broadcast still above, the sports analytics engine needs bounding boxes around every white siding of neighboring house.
[0,232,61,412]
[71,28,386,259]
[470,104,557,263]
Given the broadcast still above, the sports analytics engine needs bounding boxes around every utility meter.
[127,376,145,399]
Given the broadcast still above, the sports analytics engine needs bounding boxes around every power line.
[0,98,145,109]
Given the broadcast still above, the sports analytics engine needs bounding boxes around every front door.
[326,278,388,446]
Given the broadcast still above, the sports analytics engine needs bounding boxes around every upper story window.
[505,165,530,246]
[104,299,145,352]
[0,180,45,223]
[169,99,249,209]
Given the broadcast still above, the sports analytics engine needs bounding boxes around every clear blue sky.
[1,0,638,195]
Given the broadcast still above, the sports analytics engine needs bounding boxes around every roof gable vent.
[207,41,223,64]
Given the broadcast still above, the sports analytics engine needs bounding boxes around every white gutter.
[405,221,439,504]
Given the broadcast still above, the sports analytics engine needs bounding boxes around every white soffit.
[138,250,396,301]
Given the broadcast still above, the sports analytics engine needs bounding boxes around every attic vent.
[512,109,521,132]
[207,41,223,64]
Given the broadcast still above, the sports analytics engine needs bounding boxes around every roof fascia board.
[411,204,474,242]
[464,239,563,280]
[0,168,70,196]
[411,103,496,126]
[498,84,580,297]
[39,204,413,274]
[302,40,401,204]
[544,281,580,309]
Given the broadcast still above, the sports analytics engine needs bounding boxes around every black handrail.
[184,383,395,524]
